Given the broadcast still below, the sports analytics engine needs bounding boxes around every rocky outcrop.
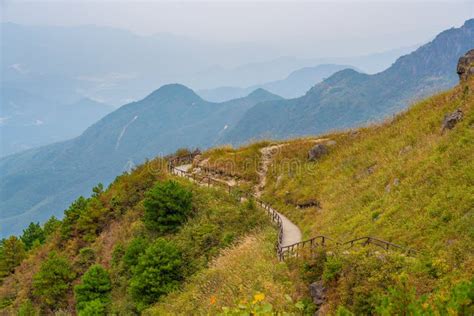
[441,109,463,132]
[309,280,327,308]
[308,144,328,161]
[457,49,474,81]
[296,199,321,209]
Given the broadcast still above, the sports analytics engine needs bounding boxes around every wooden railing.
[280,235,336,260]
[168,153,197,167]
[342,236,417,256]
[168,164,417,260]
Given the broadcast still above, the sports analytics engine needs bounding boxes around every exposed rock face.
[457,49,474,81]
[309,281,327,306]
[441,109,463,132]
[308,144,328,161]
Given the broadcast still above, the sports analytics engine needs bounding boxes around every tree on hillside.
[74,264,111,313]
[122,237,148,272]
[0,236,26,279]
[32,252,75,310]
[21,222,45,250]
[130,238,184,310]
[43,216,61,237]
[61,196,88,239]
[143,180,192,233]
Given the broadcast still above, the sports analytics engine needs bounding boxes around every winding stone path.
[172,146,302,248]
[256,144,302,247]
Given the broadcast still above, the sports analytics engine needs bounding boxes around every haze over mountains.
[0,20,472,237]
[1,86,113,156]
[223,19,474,144]
[2,23,415,105]
[198,64,357,102]
[1,23,414,157]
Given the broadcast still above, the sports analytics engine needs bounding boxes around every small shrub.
[323,255,343,282]
[18,299,38,316]
[76,247,96,271]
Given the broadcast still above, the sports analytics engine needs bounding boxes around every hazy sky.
[1,0,473,57]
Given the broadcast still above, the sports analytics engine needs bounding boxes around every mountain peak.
[245,88,283,102]
[146,84,202,102]
[463,18,474,29]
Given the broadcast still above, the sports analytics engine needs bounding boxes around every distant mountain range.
[223,19,474,144]
[1,86,113,156]
[198,64,356,102]
[0,87,281,236]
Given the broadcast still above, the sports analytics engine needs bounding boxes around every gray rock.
[385,178,400,193]
[326,140,337,146]
[308,144,328,161]
[296,199,321,209]
[457,49,474,82]
[309,281,327,306]
[366,164,376,175]
[441,109,463,132]
[399,145,412,156]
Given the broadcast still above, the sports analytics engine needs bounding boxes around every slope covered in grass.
[0,155,297,314]
[145,227,304,315]
[198,78,474,313]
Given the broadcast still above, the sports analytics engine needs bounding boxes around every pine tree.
[74,264,111,312]
[32,252,75,310]
[21,222,45,250]
[0,236,26,279]
[143,180,192,233]
[130,238,184,310]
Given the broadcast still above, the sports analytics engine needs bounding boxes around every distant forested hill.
[0,86,281,237]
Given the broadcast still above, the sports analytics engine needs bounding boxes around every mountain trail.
[254,143,302,247]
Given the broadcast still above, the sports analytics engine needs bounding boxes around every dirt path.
[255,144,286,197]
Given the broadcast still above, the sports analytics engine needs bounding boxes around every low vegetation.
[194,78,474,313]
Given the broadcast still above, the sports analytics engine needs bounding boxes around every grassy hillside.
[0,156,300,314]
[192,78,474,314]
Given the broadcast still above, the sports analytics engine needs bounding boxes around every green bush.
[74,264,112,313]
[76,247,96,271]
[32,252,75,310]
[323,255,343,282]
[78,299,107,316]
[130,238,184,310]
[143,180,192,233]
[18,299,38,316]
